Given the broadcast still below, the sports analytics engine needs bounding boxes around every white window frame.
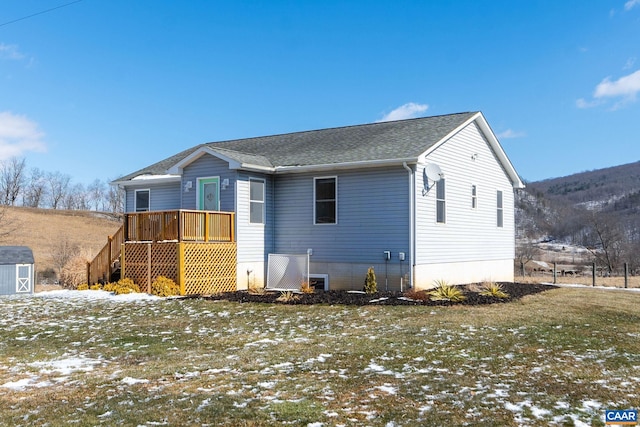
[249,178,265,225]
[497,190,504,228]
[436,179,446,224]
[134,189,150,212]
[313,176,337,225]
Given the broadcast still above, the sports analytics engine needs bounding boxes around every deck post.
[147,243,152,293]
[86,261,91,286]
[123,214,129,242]
[121,243,126,281]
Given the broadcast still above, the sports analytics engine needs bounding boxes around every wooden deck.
[88,210,236,293]
[124,210,235,242]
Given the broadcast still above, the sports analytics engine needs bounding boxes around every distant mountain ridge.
[526,160,640,210]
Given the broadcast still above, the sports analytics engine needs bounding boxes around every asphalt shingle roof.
[0,246,34,265]
[117,112,477,181]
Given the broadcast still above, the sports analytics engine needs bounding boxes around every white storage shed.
[0,246,35,295]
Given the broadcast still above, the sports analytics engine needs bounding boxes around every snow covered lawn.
[1,288,639,426]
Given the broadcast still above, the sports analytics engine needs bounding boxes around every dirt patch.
[201,282,555,306]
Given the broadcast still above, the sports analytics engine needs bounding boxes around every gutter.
[402,162,414,289]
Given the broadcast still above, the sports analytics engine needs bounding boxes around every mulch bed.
[201,282,556,306]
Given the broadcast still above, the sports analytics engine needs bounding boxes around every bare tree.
[50,237,80,281]
[581,210,625,274]
[47,171,71,209]
[0,157,26,205]
[516,240,539,275]
[23,167,47,208]
[106,181,124,213]
[0,205,16,242]
[87,179,106,211]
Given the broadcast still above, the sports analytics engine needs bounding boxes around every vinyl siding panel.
[274,167,409,264]
[236,172,274,263]
[124,182,181,213]
[181,155,236,211]
[416,122,515,264]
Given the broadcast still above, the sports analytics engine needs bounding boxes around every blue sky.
[1,1,639,186]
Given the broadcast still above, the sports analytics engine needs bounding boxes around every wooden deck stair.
[87,225,124,285]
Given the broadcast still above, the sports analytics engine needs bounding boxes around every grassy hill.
[0,206,122,281]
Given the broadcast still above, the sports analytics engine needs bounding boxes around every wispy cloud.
[576,98,601,109]
[0,43,25,60]
[594,69,640,107]
[377,102,429,122]
[578,69,640,109]
[496,129,526,139]
[623,57,636,70]
[0,111,47,159]
[625,0,640,11]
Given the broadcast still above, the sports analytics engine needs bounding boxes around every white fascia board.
[418,112,525,189]
[167,146,242,174]
[111,175,181,186]
[273,158,418,174]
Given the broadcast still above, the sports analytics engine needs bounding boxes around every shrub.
[248,284,266,295]
[90,283,102,290]
[429,280,466,302]
[151,276,180,297]
[102,278,140,295]
[300,281,314,294]
[59,249,92,289]
[479,282,509,299]
[114,278,140,295]
[76,283,88,291]
[276,291,299,302]
[363,266,377,294]
[403,288,430,302]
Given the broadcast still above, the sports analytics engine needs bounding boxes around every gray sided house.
[0,246,35,295]
[113,112,524,291]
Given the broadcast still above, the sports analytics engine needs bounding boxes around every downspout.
[402,162,414,289]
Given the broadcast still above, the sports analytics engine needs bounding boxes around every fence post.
[592,262,596,287]
[521,261,525,277]
[624,263,628,289]
[553,262,557,284]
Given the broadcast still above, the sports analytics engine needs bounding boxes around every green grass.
[1,288,640,426]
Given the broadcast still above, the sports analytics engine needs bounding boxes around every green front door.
[198,177,220,211]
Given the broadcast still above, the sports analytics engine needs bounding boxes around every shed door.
[16,264,31,293]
